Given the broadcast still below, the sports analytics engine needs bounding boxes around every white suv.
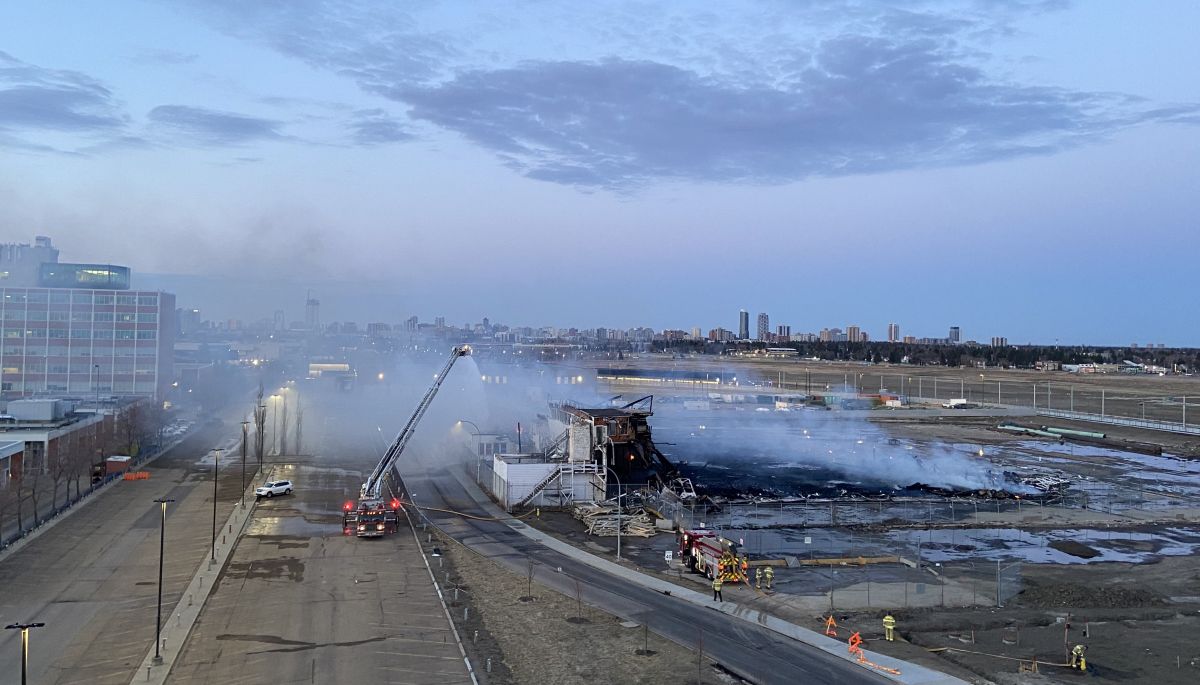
[255,480,293,498]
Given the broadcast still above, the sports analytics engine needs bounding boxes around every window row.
[3,329,157,340]
[2,292,158,306]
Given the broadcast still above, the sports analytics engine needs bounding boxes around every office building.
[738,310,749,340]
[847,325,862,343]
[991,337,1008,347]
[949,326,961,344]
[776,324,791,338]
[887,323,900,342]
[756,313,769,341]
[0,237,175,400]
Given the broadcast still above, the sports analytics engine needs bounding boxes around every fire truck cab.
[343,498,401,537]
[677,529,740,579]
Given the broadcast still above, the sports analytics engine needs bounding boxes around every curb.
[449,469,966,685]
[129,467,271,685]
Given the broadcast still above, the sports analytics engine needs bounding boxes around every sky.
[0,1,1197,345]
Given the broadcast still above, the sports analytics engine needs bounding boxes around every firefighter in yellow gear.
[712,576,724,602]
[755,567,763,589]
[764,565,774,590]
[1069,644,1086,671]
[882,614,896,641]
[740,556,749,581]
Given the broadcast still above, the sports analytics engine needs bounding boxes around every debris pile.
[1017,583,1164,609]
[572,502,658,537]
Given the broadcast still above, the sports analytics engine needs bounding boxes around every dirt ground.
[836,549,1200,683]
[431,529,736,685]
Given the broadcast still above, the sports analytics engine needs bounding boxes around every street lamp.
[152,497,175,665]
[604,465,623,561]
[4,622,45,685]
[240,420,250,507]
[457,420,482,482]
[210,448,221,563]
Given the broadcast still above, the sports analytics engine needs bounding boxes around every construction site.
[465,358,1200,684]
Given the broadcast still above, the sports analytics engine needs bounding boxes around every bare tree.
[279,394,289,456]
[22,461,43,528]
[253,384,267,471]
[48,437,71,511]
[120,401,144,456]
[293,397,303,456]
[0,478,20,542]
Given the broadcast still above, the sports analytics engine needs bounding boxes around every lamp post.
[240,420,249,507]
[256,404,266,473]
[152,497,175,665]
[457,420,482,482]
[4,622,45,685]
[605,465,622,561]
[210,448,221,563]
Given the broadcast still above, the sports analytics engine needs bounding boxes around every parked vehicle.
[255,480,294,498]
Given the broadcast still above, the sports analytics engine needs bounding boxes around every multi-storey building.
[949,326,961,344]
[847,325,862,343]
[756,312,769,341]
[1,287,176,399]
[887,323,900,342]
[776,324,791,338]
[738,310,749,340]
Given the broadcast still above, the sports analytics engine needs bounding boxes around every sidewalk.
[449,468,969,685]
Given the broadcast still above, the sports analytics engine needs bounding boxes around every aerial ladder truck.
[343,344,472,537]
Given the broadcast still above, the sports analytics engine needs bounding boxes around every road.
[168,389,473,684]
[398,455,890,685]
[0,405,253,685]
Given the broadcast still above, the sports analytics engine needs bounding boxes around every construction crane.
[343,344,472,537]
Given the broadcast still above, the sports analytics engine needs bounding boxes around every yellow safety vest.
[883,616,896,628]
[764,567,774,577]
[712,578,723,590]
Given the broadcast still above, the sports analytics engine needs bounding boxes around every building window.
[49,292,69,304]
[116,330,134,340]
[136,330,157,340]
[138,296,158,306]
[95,294,115,305]
[48,329,67,339]
[71,311,92,322]
[116,295,136,305]
[71,292,93,305]
[27,310,46,321]
[137,313,158,323]
[117,313,135,322]
[49,311,68,321]
[95,312,113,322]
[70,328,90,339]
[27,291,47,304]
[3,311,23,321]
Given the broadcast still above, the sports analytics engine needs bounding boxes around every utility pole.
[240,420,249,507]
[211,449,221,563]
[152,497,174,665]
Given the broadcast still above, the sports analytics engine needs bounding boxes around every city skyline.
[1,3,1197,344]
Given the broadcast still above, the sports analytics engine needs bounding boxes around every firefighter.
[712,576,724,602]
[1069,644,1086,671]
[741,555,749,581]
[764,565,774,590]
[882,613,896,641]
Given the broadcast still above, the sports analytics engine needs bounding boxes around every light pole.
[256,404,266,473]
[240,420,249,507]
[457,420,482,482]
[4,622,45,685]
[211,448,221,563]
[152,497,175,665]
[605,465,622,561]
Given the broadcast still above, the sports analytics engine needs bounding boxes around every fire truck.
[342,345,471,537]
[677,528,745,582]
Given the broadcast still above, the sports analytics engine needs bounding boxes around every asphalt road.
[168,392,472,685]
[398,456,890,685]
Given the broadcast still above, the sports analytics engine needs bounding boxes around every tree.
[279,394,289,456]
[0,478,20,542]
[253,384,267,472]
[48,436,72,511]
[293,397,304,455]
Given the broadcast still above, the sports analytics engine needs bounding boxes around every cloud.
[0,50,127,135]
[147,104,287,145]
[348,108,412,145]
[181,2,1200,188]
[400,44,1199,188]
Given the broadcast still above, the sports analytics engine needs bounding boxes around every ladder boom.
[361,344,471,499]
